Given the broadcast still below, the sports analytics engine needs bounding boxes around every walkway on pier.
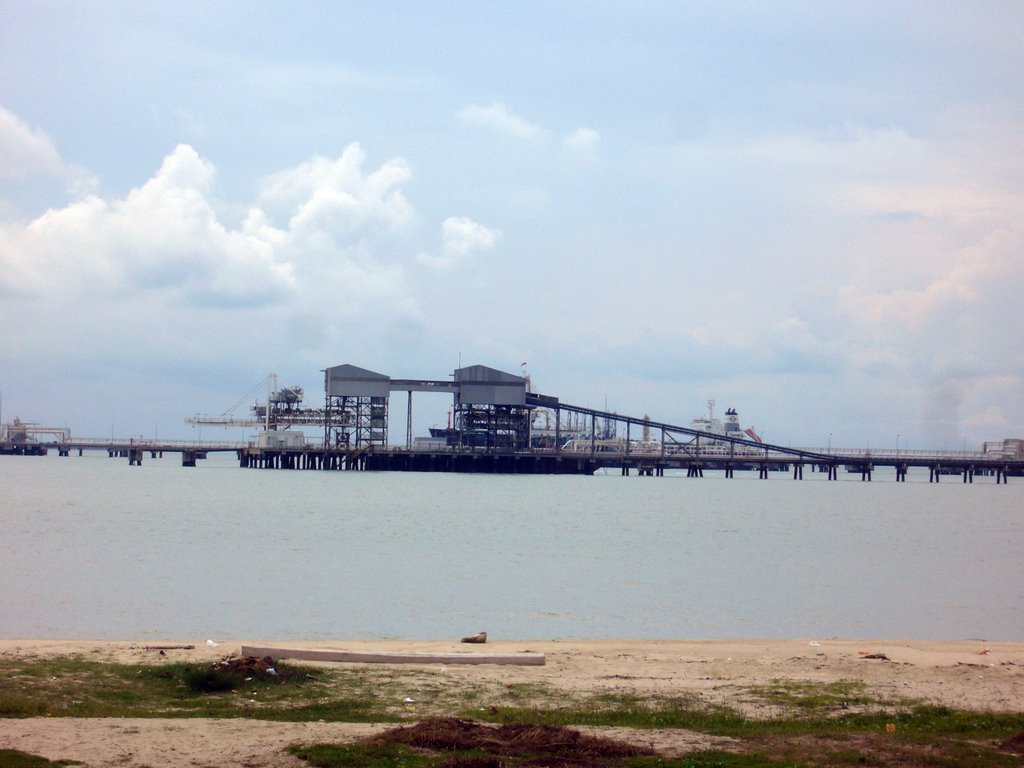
[230,390,1020,483]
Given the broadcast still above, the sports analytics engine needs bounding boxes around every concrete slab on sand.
[240,644,546,666]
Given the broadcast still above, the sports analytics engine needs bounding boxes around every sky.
[1,1,1022,450]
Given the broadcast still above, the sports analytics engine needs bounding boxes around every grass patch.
[290,719,800,767]
[743,679,879,713]
[474,694,1024,768]
[291,744,793,768]
[0,749,80,767]
[3,657,1024,767]
[0,656,402,721]
[290,741,433,768]
[478,695,1024,739]
[0,691,49,717]
[179,665,240,693]
[472,693,750,732]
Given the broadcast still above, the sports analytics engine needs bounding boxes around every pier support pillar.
[181,451,196,467]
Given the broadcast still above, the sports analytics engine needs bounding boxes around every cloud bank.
[0,128,494,425]
[0,142,426,319]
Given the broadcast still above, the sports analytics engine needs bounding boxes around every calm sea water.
[1,452,1020,641]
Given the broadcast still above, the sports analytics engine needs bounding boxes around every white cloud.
[0,143,424,376]
[457,102,546,140]
[260,144,412,218]
[0,105,63,179]
[562,127,600,154]
[257,145,417,282]
[1,144,293,305]
[443,215,498,256]
[417,216,500,269]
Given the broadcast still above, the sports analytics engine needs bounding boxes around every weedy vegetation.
[0,750,80,768]
[1,656,1023,767]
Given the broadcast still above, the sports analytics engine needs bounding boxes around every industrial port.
[2,362,1022,483]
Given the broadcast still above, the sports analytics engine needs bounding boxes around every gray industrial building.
[323,363,532,451]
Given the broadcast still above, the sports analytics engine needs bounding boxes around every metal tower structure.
[323,364,390,450]
[452,365,531,450]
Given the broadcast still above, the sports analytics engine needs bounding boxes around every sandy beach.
[2,637,1022,767]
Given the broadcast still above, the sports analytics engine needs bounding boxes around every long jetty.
[5,419,1020,484]
[4,362,1020,482]
[1,437,245,467]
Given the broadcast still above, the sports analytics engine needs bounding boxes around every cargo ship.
[689,400,763,444]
